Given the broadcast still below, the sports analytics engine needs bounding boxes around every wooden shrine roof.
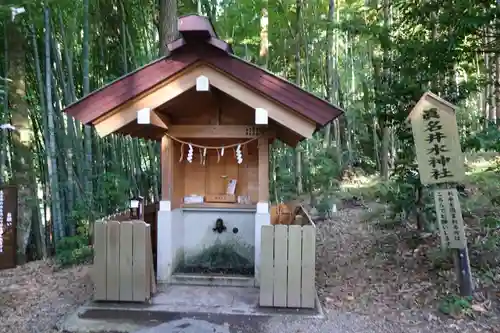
[62,15,344,144]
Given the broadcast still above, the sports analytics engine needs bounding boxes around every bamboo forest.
[0,0,500,332]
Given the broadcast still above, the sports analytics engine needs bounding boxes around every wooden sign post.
[0,185,19,270]
[408,92,473,296]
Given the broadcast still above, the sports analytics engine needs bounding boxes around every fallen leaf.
[471,304,487,313]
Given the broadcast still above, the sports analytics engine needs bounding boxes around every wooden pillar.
[161,135,174,201]
[255,135,271,287]
[158,135,175,283]
[258,136,269,203]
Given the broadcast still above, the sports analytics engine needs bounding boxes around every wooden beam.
[161,135,174,201]
[168,125,268,138]
[150,111,170,129]
[93,65,316,138]
[258,136,269,203]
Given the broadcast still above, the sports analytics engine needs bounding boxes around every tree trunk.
[82,0,93,219]
[379,0,391,180]
[484,31,490,123]
[295,0,304,195]
[44,4,64,241]
[324,0,335,151]
[1,24,9,184]
[496,53,500,125]
[489,41,496,122]
[259,6,269,68]
[29,20,49,258]
[7,17,35,262]
[159,0,179,57]
[380,126,390,180]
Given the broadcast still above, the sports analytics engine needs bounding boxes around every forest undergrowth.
[313,154,500,330]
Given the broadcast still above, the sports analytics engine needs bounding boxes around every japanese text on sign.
[0,190,3,253]
[423,108,453,181]
[433,188,466,249]
[409,93,465,185]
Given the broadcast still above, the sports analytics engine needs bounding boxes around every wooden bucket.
[270,203,293,225]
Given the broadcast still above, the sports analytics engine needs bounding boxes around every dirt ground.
[0,261,92,333]
[315,206,500,332]
[0,205,499,333]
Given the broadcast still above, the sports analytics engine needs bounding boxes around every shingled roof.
[63,15,344,141]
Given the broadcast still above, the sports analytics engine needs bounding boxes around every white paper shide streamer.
[187,144,194,163]
[236,144,243,164]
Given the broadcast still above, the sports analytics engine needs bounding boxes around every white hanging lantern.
[255,108,268,125]
[11,7,26,21]
[137,108,151,124]
[130,199,139,209]
[0,124,16,131]
[196,75,210,92]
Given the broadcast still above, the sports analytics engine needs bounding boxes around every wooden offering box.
[205,194,236,203]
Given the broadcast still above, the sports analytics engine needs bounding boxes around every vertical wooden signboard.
[409,93,465,185]
[434,189,467,249]
[0,186,19,270]
[408,92,472,296]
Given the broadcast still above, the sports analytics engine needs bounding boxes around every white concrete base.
[159,200,171,212]
[157,205,257,284]
[156,208,183,283]
[256,202,269,214]
[254,203,271,287]
[156,210,173,283]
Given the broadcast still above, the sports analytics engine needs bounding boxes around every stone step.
[169,274,255,287]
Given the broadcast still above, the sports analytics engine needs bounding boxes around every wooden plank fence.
[259,224,316,308]
[92,202,158,275]
[93,220,155,302]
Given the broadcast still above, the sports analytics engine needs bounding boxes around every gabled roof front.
[63,15,344,141]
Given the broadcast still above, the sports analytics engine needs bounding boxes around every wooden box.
[205,194,236,203]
